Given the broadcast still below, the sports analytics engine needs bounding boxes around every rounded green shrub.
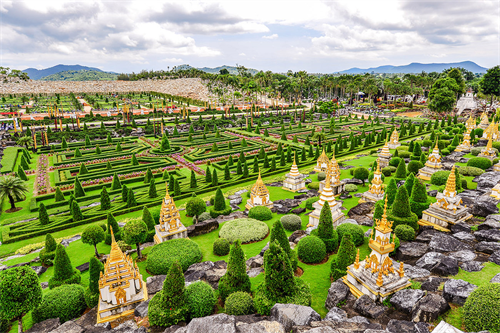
[422,139,432,147]
[297,236,326,264]
[146,238,202,275]
[219,218,269,243]
[492,142,500,151]
[307,182,319,190]
[248,206,273,221]
[464,283,500,333]
[382,166,396,176]
[407,160,423,175]
[280,215,302,231]
[185,281,216,319]
[397,150,411,158]
[213,238,230,256]
[32,284,86,324]
[197,211,212,223]
[389,157,402,167]
[317,172,326,181]
[336,223,364,246]
[344,184,358,192]
[225,292,255,316]
[470,147,481,156]
[462,178,468,189]
[305,197,319,210]
[430,170,451,186]
[394,225,415,241]
[467,157,493,170]
[458,166,485,177]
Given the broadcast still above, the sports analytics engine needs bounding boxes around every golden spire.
[486,136,493,150]
[444,165,457,197]
[165,182,171,198]
[293,152,297,166]
[375,158,381,174]
[354,249,360,269]
[375,196,393,233]
[376,269,384,287]
[110,227,116,244]
[256,169,263,184]
[398,261,405,278]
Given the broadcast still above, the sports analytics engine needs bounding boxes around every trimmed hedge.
[430,171,451,186]
[248,206,273,221]
[464,283,500,333]
[280,215,302,231]
[458,166,484,177]
[297,236,326,264]
[219,218,269,243]
[213,238,230,256]
[336,223,365,246]
[146,238,202,275]
[185,281,216,319]
[225,292,255,316]
[467,157,493,170]
[305,197,319,210]
[394,225,415,241]
[32,284,86,324]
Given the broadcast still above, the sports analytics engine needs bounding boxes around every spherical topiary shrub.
[307,182,320,190]
[32,284,86,324]
[467,157,493,170]
[185,281,216,319]
[407,160,423,175]
[458,166,484,177]
[280,214,302,231]
[464,283,500,333]
[213,238,230,256]
[197,211,212,223]
[297,236,327,264]
[344,184,358,192]
[389,157,402,168]
[225,291,255,316]
[317,172,326,181]
[305,197,319,210]
[394,224,415,241]
[146,238,202,275]
[336,223,364,246]
[248,206,273,221]
[219,218,269,243]
[430,170,451,186]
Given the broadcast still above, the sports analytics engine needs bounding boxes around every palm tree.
[17,136,33,149]
[0,175,28,211]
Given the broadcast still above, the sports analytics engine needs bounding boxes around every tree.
[86,257,104,307]
[270,220,298,271]
[39,203,49,225]
[49,244,81,289]
[388,185,419,230]
[82,225,105,257]
[17,165,27,181]
[353,167,369,185]
[330,234,356,280]
[410,179,430,218]
[123,219,148,259]
[17,136,33,150]
[85,135,91,147]
[214,187,226,211]
[190,170,197,188]
[131,153,139,166]
[168,174,175,191]
[480,66,500,106]
[0,266,42,333]
[174,179,181,196]
[73,177,85,198]
[186,195,206,223]
[144,167,154,184]
[317,201,338,252]
[100,187,111,210]
[447,68,466,98]
[106,161,112,170]
[121,184,128,202]
[95,145,101,154]
[127,188,137,207]
[404,172,416,197]
[385,178,398,207]
[212,169,219,186]
[218,240,251,301]
[116,142,122,152]
[205,167,213,183]
[61,137,68,149]
[262,241,296,300]
[71,201,83,221]
[0,175,28,211]
[111,172,121,190]
[54,186,65,202]
[105,213,121,244]
[395,158,407,179]
[148,179,157,198]
[224,163,231,180]
[429,77,460,114]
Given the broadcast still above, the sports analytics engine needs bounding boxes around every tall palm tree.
[0,175,28,211]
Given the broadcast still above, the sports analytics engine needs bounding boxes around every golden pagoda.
[417,141,443,181]
[97,229,148,324]
[482,120,499,141]
[343,197,411,301]
[479,111,490,130]
[378,141,392,169]
[283,153,306,192]
[246,170,273,209]
[478,137,497,161]
[360,159,385,203]
[465,116,476,132]
[308,174,345,227]
[154,184,188,244]
[314,147,330,172]
[388,130,401,149]
[420,165,472,231]
[319,153,345,195]
[455,129,472,153]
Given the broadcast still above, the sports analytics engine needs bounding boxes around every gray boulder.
[415,229,441,243]
[421,277,447,292]
[323,307,347,322]
[26,318,60,333]
[490,273,500,283]
[449,250,476,262]
[431,256,459,276]
[390,289,425,314]
[235,322,274,333]
[478,219,500,230]
[489,250,500,265]
[470,196,500,217]
[474,229,500,242]
[451,222,471,233]
[134,299,150,317]
[428,234,471,252]
[353,295,386,319]
[32,265,47,276]
[412,294,450,322]
[247,267,264,278]
[177,313,237,333]
[460,261,484,272]
[146,274,166,294]
[270,304,320,332]
[415,252,445,270]
[386,319,416,333]
[49,321,84,333]
[396,242,428,261]
[246,256,264,269]
[443,279,478,306]
[473,171,500,192]
[452,232,475,242]
[324,281,349,310]
[475,241,500,254]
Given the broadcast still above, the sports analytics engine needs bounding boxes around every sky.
[1,0,499,73]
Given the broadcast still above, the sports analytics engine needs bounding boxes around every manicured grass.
[452,262,500,287]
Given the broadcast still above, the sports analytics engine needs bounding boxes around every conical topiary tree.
[61,137,68,149]
[39,203,49,225]
[131,153,139,166]
[163,169,169,180]
[317,201,338,252]
[116,142,122,152]
[85,257,104,306]
[48,244,81,289]
[174,179,181,196]
[100,187,111,210]
[111,172,121,190]
[388,185,419,231]
[105,213,121,245]
[168,175,175,191]
[205,167,213,183]
[142,206,155,230]
[212,169,219,186]
[270,220,298,271]
[218,240,251,301]
[213,188,226,211]
[17,165,27,181]
[73,177,85,198]
[384,178,398,207]
[330,233,356,281]
[190,170,197,188]
[395,158,407,179]
[72,201,83,221]
[224,163,231,180]
[79,163,88,175]
[127,188,137,207]
[54,186,65,202]
[149,179,157,198]
[410,179,430,218]
[40,233,57,265]
[85,135,91,147]
[404,172,415,197]
[121,184,128,202]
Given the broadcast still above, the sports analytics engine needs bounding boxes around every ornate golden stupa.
[479,112,490,130]
[388,130,401,149]
[246,170,273,209]
[308,174,345,227]
[465,116,476,132]
[417,141,443,181]
[478,137,497,161]
[283,153,306,192]
[482,120,499,141]
[314,147,330,172]
[378,141,392,169]
[420,165,472,231]
[154,184,187,244]
[97,229,148,324]
[455,129,472,153]
[360,159,385,203]
[319,153,345,195]
[343,197,411,301]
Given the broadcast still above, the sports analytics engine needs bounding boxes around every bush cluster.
[389,157,402,167]
[336,223,364,246]
[305,197,319,210]
[297,236,326,264]
[32,284,86,324]
[394,225,415,241]
[146,238,202,275]
[185,281,216,319]
[430,170,451,186]
[219,218,269,243]
[280,214,302,231]
[463,284,500,333]
[467,157,492,170]
[225,292,254,316]
[248,206,273,221]
[344,184,358,192]
[307,182,320,190]
[458,166,484,177]
[213,238,230,256]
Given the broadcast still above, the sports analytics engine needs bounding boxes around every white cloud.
[161,58,184,63]
[239,53,246,56]
[262,34,278,39]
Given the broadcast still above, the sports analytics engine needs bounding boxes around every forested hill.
[41,70,118,81]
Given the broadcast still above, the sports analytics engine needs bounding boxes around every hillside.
[338,61,487,74]
[197,65,260,75]
[42,70,118,81]
[22,64,110,80]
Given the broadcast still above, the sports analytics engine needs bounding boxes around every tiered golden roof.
[288,153,301,177]
[159,184,182,233]
[251,170,270,197]
[379,141,392,158]
[443,165,457,197]
[466,116,476,131]
[329,153,341,185]
[484,120,499,140]
[374,197,394,235]
[368,159,384,195]
[389,130,399,144]
[480,137,496,157]
[317,147,329,165]
[480,112,489,125]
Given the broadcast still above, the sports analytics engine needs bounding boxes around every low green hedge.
[248,206,273,221]
[394,225,415,241]
[336,223,365,246]
[219,218,269,243]
[32,284,86,324]
[297,236,326,264]
[467,157,493,170]
[146,238,202,275]
[305,197,319,210]
[48,268,81,290]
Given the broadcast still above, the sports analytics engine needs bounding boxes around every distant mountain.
[42,70,118,81]
[338,61,487,74]
[174,64,259,75]
[22,64,116,80]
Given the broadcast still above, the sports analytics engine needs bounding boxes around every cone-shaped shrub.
[116,142,122,152]
[224,163,231,180]
[236,160,242,175]
[243,161,249,177]
[72,201,83,221]
[127,188,137,207]
[68,194,76,213]
[410,179,430,218]
[84,135,91,147]
[85,256,105,307]
[48,244,81,289]
[330,233,356,281]
[39,203,49,225]
[212,169,219,186]
[263,154,270,168]
[373,200,384,220]
[149,179,157,198]
[131,153,139,165]
[143,206,155,230]
[218,240,251,301]
[261,241,296,301]
[385,178,398,207]
[404,173,415,197]
[163,169,169,180]
[144,167,153,184]
[317,202,338,252]
[105,213,121,245]
[40,233,57,265]
[17,165,27,181]
[270,156,276,171]
[168,174,175,191]
[214,188,226,211]
[270,220,298,271]
[95,145,101,154]
[106,161,112,170]
[388,185,419,231]
[174,179,181,196]
[205,167,213,183]
[73,177,85,198]
[395,158,407,179]
[121,184,128,202]
[79,163,88,175]
[190,170,197,188]
[111,172,121,190]
[62,137,68,149]
[100,187,111,210]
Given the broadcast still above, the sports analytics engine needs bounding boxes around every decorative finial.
[398,261,405,277]
[354,249,360,269]
[376,269,384,287]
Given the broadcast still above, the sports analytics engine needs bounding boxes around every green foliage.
[54,186,65,202]
[305,197,319,210]
[394,225,415,241]
[213,187,226,211]
[410,179,430,218]
[395,158,407,179]
[73,177,85,198]
[330,233,356,280]
[105,213,122,245]
[190,170,197,188]
[186,195,206,222]
[174,178,181,196]
[123,219,148,258]
[131,153,139,165]
[48,244,81,289]
[270,220,298,271]
[353,167,369,184]
[318,201,338,252]
[458,166,485,177]
[389,157,402,167]
[388,185,419,231]
[248,206,273,221]
[144,167,154,184]
[40,233,57,265]
[430,170,451,186]
[467,157,493,170]
[297,236,326,264]
[218,240,251,301]
[148,179,158,198]
[32,284,86,324]
[280,214,302,231]
[219,218,269,243]
[404,173,416,196]
[111,172,121,190]
[344,184,358,192]
[127,188,137,207]
[464,283,500,333]
[39,202,49,225]
[225,292,255,316]
[336,223,364,246]
[85,257,104,308]
[100,186,111,210]
[385,178,398,206]
[81,224,105,257]
[185,281,216,319]
[407,160,423,175]
[213,238,230,256]
[71,201,83,221]
[146,238,202,275]
[17,165,27,181]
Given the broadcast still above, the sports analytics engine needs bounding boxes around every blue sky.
[1,0,499,73]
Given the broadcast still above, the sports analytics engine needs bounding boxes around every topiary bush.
[382,166,396,176]
[218,240,251,301]
[336,223,364,246]
[470,147,482,156]
[467,157,493,170]
[307,182,319,190]
[146,238,202,275]
[394,225,415,241]
[317,172,326,181]
[305,197,319,210]
[185,281,216,319]
[389,157,402,167]
[48,244,81,289]
[39,234,57,266]
[344,184,358,192]
[213,238,230,256]
[280,215,302,231]
[248,206,273,221]
[407,160,423,175]
[225,292,254,316]
[297,236,327,264]
[430,170,451,186]
[458,166,484,177]
[219,218,269,243]
[32,284,86,324]
[197,211,212,223]
[463,283,500,333]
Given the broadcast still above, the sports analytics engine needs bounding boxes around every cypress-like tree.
[228,155,234,166]
[87,256,104,306]
[85,135,91,147]
[163,169,169,180]
[404,173,416,197]
[218,240,251,301]
[174,179,181,196]
[54,186,65,202]
[49,244,80,289]
[302,147,307,161]
[330,234,356,281]
[79,163,88,175]
[413,142,422,157]
[39,203,49,225]
[17,165,28,181]
[95,145,101,154]
[388,185,419,230]
[105,213,121,244]
[206,167,213,183]
[127,188,137,207]
[408,140,414,152]
[100,187,111,210]
[253,158,259,173]
[61,137,68,149]
[385,178,398,207]
[236,160,242,175]
[224,163,231,180]
[395,158,407,179]
[72,201,83,221]
[106,161,112,170]
[148,179,157,198]
[116,142,122,152]
[317,201,338,252]
[131,153,139,166]
[73,147,82,158]
[212,169,219,186]
[190,170,197,188]
[107,134,112,145]
[262,241,296,300]
[270,156,276,171]
[142,206,155,230]
[121,184,128,202]
[168,175,175,192]
[213,188,226,211]
[263,154,270,168]
[270,220,298,271]
[73,177,85,198]
[280,150,286,166]
[410,179,430,218]
[144,167,153,184]
[243,161,249,178]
